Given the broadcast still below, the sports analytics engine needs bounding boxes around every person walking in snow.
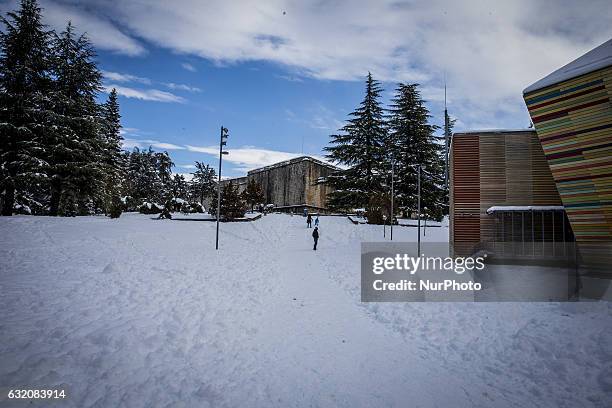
[314,216,319,227]
[312,226,319,250]
[306,214,312,228]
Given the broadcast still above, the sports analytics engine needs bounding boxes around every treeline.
[325,73,453,222]
[0,0,120,216]
[0,0,221,217]
[123,150,217,215]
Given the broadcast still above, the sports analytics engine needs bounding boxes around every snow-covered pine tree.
[189,161,216,206]
[219,181,245,220]
[387,83,446,221]
[170,173,188,210]
[324,72,387,211]
[46,22,103,216]
[155,151,173,202]
[101,88,124,216]
[242,178,264,212]
[0,0,52,216]
[124,147,160,208]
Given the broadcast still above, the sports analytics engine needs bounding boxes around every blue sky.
[2,0,611,178]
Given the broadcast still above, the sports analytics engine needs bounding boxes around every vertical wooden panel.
[450,134,480,255]
[451,130,564,256]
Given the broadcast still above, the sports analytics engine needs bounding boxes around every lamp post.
[417,164,421,256]
[390,157,395,241]
[215,126,229,250]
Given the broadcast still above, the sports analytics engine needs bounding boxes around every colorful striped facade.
[524,61,612,265]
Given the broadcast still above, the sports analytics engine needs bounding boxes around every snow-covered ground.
[0,213,611,407]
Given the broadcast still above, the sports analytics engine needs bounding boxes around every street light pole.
[390,157,395,241]
[215,126,229,250]
[417,164,421,256]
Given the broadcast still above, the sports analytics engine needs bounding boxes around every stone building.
[221,156,338,213]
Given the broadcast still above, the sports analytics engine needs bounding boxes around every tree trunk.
[1,184,15,216]
[49,179,62,216]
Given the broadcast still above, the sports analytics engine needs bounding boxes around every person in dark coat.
[306,214,312,228]
[312,227,319,250]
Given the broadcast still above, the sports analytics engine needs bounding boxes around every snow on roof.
[486,206,565,214]
[524,38,612,94]
[454,129,534,136]
[248,155,340,175]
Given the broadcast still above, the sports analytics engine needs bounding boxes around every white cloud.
[185,145,329,173]
[163,82,202,92]
[276,74,303,82]
[102,71,200,94]
[122,138,185,150]
[181,62,197,72]
[39,0,146,56]
[32,0,612,127]
[106,85,186,103]
[102,71,151,84]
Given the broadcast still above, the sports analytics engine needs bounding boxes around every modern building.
[449,129,574,257]
[524,38,612,266]
[449,37,612,279]
[221,156,338,213]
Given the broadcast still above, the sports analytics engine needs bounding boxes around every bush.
[108,195,123,219]
[138,202,163,214]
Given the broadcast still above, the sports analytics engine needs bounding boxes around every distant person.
[307,214,312,228]
[312,226,319,250]
[314,216,319,227]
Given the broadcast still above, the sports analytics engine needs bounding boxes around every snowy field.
[1,213,611,408]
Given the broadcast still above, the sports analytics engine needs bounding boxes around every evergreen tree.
[45,22,103,216]
[219,181,245,219]
[101,88,123,215]
[155,151,173,201]
[242,178,264,212]
[387,83,446,221]
[170,173,188,200]
[324,72,387,210]
[189,161,216,206]
[0,0,52,215]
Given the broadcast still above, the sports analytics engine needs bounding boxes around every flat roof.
[524,38,612,94]
[453,129,534,136]
[487,206,565,214]
[248,155,339,175]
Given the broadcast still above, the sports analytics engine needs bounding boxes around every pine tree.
[189,161,216,206]
[0,0,52,215]
[46,22,103,216]
[101,88,124,215]
[242,178,264,212]
[219,181,245,219]
[155,151,173,202]
[387,83,446,221]
[324,72,387,210]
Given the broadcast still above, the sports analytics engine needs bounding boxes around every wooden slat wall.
[450,134,480,255]
[451,130,563,255]
[479,134,506,243]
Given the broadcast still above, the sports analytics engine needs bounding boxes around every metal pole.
[215,126,224,250]
[417,164,421,256]
[391,157,395,241]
